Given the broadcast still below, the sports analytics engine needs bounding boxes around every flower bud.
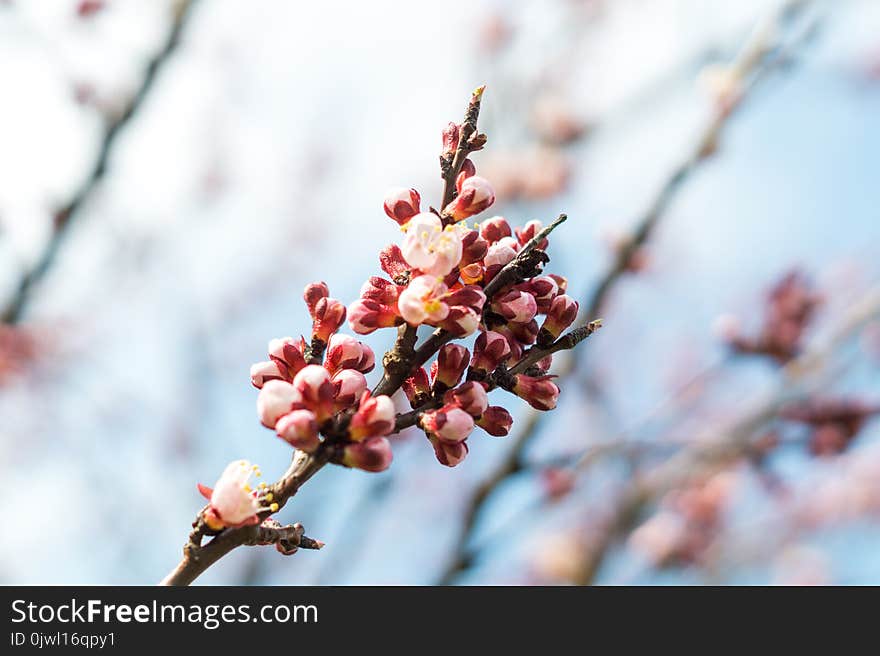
[479,216,512,243]
[402,367,431,408]
[443,175,495,222]
[379,243,411,282]
[508,318,539,345]
[324,333,375,374]
[470,330,512,376]
[517,276,559,313]
[512,374,560,411]
[276,409,320,452]
[250,360,287,388]
[349,392,396,441]
[547,273,568,293]
[431,344,469,391]
[493,325,523,361]
[483,241,517,281]
[430,437,468,467]
[303,282,329,318]
[331,368,368,410]
[347,298,401,335]
[383,187,421,225]
[398,275,450,326]
[455,159,477,190]
[292,364,335,421]
[421,405,475,443]
[476,405,513,436]
[460,262,484,285]
[460,229,489,266]
[360,276,401,306]
[515,220,547,250]
[444,285,486,313]
[312,297,346,342]
[268,336,307,377]
[342,436,393,472]
[401,213,464,277]
[442,122,460,156]
[538,294,579,346]
[257,380,301,428]
[444,381,489,416]
[439,306,480,337]
[492,289,538,323]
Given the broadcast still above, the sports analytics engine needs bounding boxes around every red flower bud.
[444,285,486,313]
[257,380,300,429]
[460,262,484,285]
[479,216,512,243]
[347,298,401,335]
[324,333,375,374]
[379,243,411,282]
[460,229,489,266]
[268,336,307,378]
[360,276,402,306]
[293,364,336,421]
[470,330,512,375]
[342,436,393,472]
[515,220,547,250]
[311,297,346,342]
[430,437,469,467]
[383,187,421,225]
[476,405,513,436]
[420,405,475,443]
[349,392,396,441]
[250,360,287,388]
[508,318,539,345]
[438,306,480,337]
[444,381,489,417]
[303,281,330,318]
[538,294,579,346]
[443,175,495,222]
[331,369,368,410]
[547,273,568,293]
[492,289,538,323]
[516,276,559,313]
[402,367,431,408]
[455,159,477,192]
[276,409,320,452]
[431,343,470,391]
[512,374,560,411]
[483,240,517,282]
[442,122,460,156]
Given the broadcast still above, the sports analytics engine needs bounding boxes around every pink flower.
[347,298,401,335]
[538,294,579,346]
[250,360,286,389]
[512,374,560,411]
[443,175,495,221]
[492,289,538,323]
[431,343,469,390]
[292,365,335,421]
[349,392,396,441]
[331,368,367,409]
[198,460,275,530]
[421,405,475,443]
[470,330,512,376]
[276,409,320,452]
[479,216,512,243]
[383,187,421,225]
[444,381,489,417]
[401,213,464,277]
[517,276,559,313]
[324,334,375,374]
[311,297,347,343]
[342,436,393,473]
[402,367,431,408]
[431,437,468,467]
[398,275,450,326]
[257,380,300,428]
[476,406,513,436]
[483,241,517,280]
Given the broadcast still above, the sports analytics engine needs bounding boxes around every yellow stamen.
[270,503,279,512]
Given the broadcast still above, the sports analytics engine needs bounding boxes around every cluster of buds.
[249,282,394,472]
[779,397,880,456]
[718,271,821,363]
